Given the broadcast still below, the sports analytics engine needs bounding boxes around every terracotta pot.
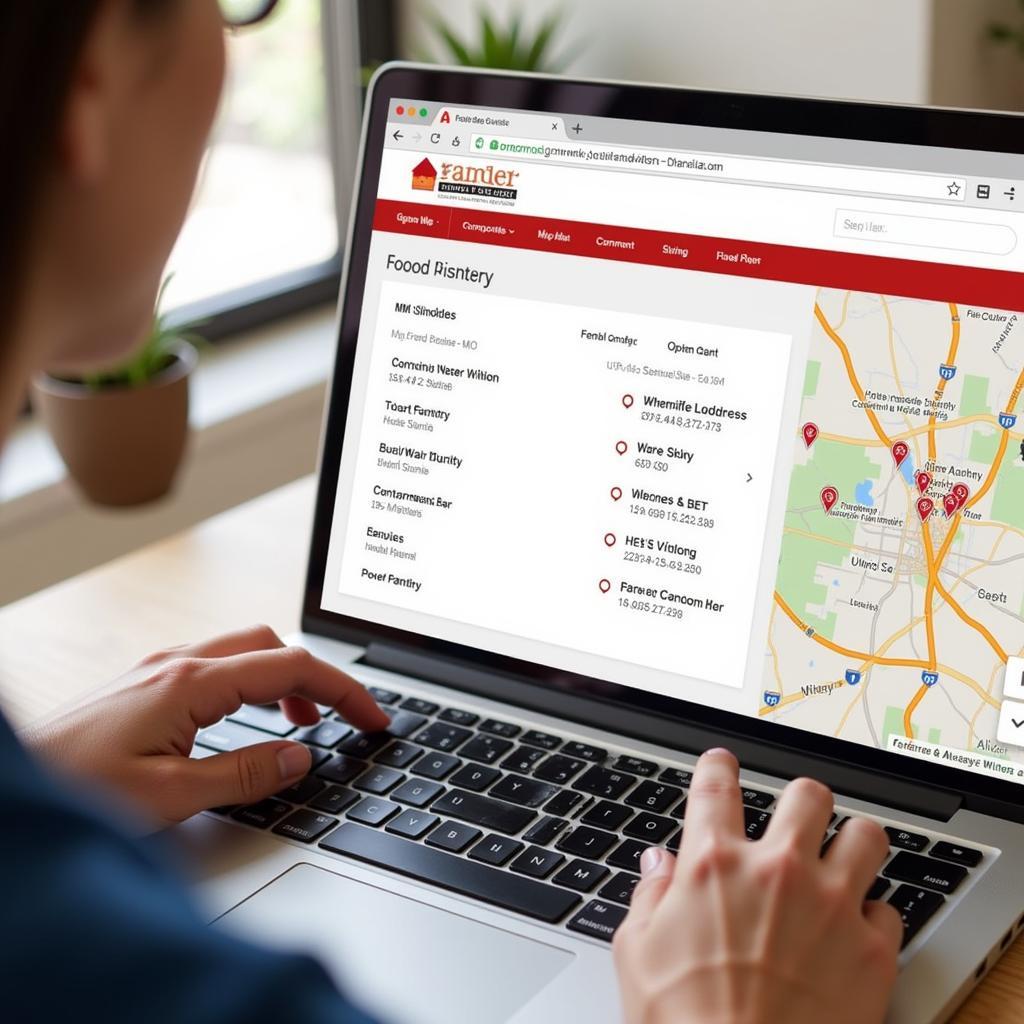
[31,342,196,507]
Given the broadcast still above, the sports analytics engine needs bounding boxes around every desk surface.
[0,475,1018,1021]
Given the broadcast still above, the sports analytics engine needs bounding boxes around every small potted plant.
[31,277,202,507]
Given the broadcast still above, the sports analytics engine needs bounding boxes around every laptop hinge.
[358,643,964,823]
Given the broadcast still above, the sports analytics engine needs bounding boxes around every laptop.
[173,64,1024,1024]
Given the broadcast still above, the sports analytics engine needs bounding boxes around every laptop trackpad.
[216,862,574,1024]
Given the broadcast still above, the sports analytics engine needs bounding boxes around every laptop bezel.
[303,63,1024,813]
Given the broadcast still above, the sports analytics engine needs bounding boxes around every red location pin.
[917,497,935,522]
[915,471,932,495]
[952,483,970,509]
[604,533,617,547]
[891,441,910,468]
[598,579,611,594]
[615,440,628,455]
[820,486,839,515]
[943,493,958,518]
[802,422,819,449]
[610,486,623,501]
[622,394,634,409]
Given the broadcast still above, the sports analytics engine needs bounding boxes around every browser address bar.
[470,134,965,203]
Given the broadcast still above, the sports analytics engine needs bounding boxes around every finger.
[625,846,676,927]
[280,695,322,727]
[179,623,285,660]
[181,647,389,732]
[176,740,311,816]
[863,899,904,956]
[824,816,890,898]
[764,776,834,857]
[680,748,744,854]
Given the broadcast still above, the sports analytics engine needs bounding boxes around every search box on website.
[834,209,1017,256]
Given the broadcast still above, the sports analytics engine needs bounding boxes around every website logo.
[437,161,520,202]
[411,157,438,192]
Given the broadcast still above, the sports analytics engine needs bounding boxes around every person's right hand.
[613,749,903,1024]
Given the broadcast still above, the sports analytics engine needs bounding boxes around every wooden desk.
[0,475,1018,1021]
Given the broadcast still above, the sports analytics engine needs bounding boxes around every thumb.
[181,741,312,814]
[624,845,676,927]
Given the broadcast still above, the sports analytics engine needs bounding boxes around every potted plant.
[31,277,202,507]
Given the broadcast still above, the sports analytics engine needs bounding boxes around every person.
[0,2,904,1021]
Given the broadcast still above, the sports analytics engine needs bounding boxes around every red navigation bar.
[373,199,1024,312]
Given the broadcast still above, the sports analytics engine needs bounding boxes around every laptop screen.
[319,82,1024,791]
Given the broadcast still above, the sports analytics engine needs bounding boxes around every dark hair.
[0,1,172,345]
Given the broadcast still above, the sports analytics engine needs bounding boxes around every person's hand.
[22,625,389,830]
[613,748,903,1024]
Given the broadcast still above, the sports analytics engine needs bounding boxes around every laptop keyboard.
[196,685,987,948]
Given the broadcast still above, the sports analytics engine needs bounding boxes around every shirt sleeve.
[0,713,382,1024]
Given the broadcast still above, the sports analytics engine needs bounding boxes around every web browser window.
[322,100,1024,787]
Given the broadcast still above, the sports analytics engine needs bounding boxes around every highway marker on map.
[915,471,932,495]
[943,493,958,518]
[939,364,957,381]
[820,486,839,514]
[763,690,781,707]
[999,412,1017,430]
[891,441,910,467]
[802,422,819,448]
[952,483,970,509]
[845,669,862,685]
[917,497,935,522]
[921,670,939,687]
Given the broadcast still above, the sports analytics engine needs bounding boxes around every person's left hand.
[21,625,389,830]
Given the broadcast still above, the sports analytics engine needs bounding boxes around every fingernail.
[703,747,734,759]
[640,846,667,877]
[277,743,311,780]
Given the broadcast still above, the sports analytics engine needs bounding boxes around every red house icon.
[411,157,437,191]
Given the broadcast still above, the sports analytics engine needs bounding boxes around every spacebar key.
[321,823,580,922]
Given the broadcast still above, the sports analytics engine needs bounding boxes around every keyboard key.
[479,719,521,739]
[302,745,332,770]
[317,754,367,786]
[520,730,562,750]
[227,704,297,737]
[196,721,272,753]
[448,763,501,792]
[613,756,658,777]
[322,824,581,923]
[744,807,772,841]
[598,872,640,906]
[554,858,609,893]
[607,839,651,872]
[489,775,560,809]
[574,766,637,800]
[438,707,479,727]
[501,746,548,775]
[272,809,338,843]
[469,834,524,866]
[510,846,564,879]
[391,778,444,808]
[382,709,428,738]
[624,813,676,844]
[544,789,585,816]
[557,826,618,860]
[741,789,774,810]
[277,775,326,805]
[888,884,945,948]
[354,766,405,795]
[523,815,569,847]
[375,741,423,769]
[411,752,460,780]
[667,829,681,853]
[294,720,351,749]
[232,798,291,828]
[338,732,391,759]
[567,900,626,942]
[534,755,587,785]
[581,800,634,831]
[427,820,482,853]
[884,851,967,894]
[670,798,687,819]
[562,741,607,763]
[460,734,514,765]
[413,722,473,753]
[400,697,439,716]
[431,789,535,835]
[885,827,929,853]
[385,807,439,838]
[367,686,401,705]
[659,767,693,787]
[347,797,400,827]
[930,841,982,868]
[625,780,682,813]
[310,785,360,816]
[866,877,890,901]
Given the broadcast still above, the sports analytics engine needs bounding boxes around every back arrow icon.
[392,130,403,141]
